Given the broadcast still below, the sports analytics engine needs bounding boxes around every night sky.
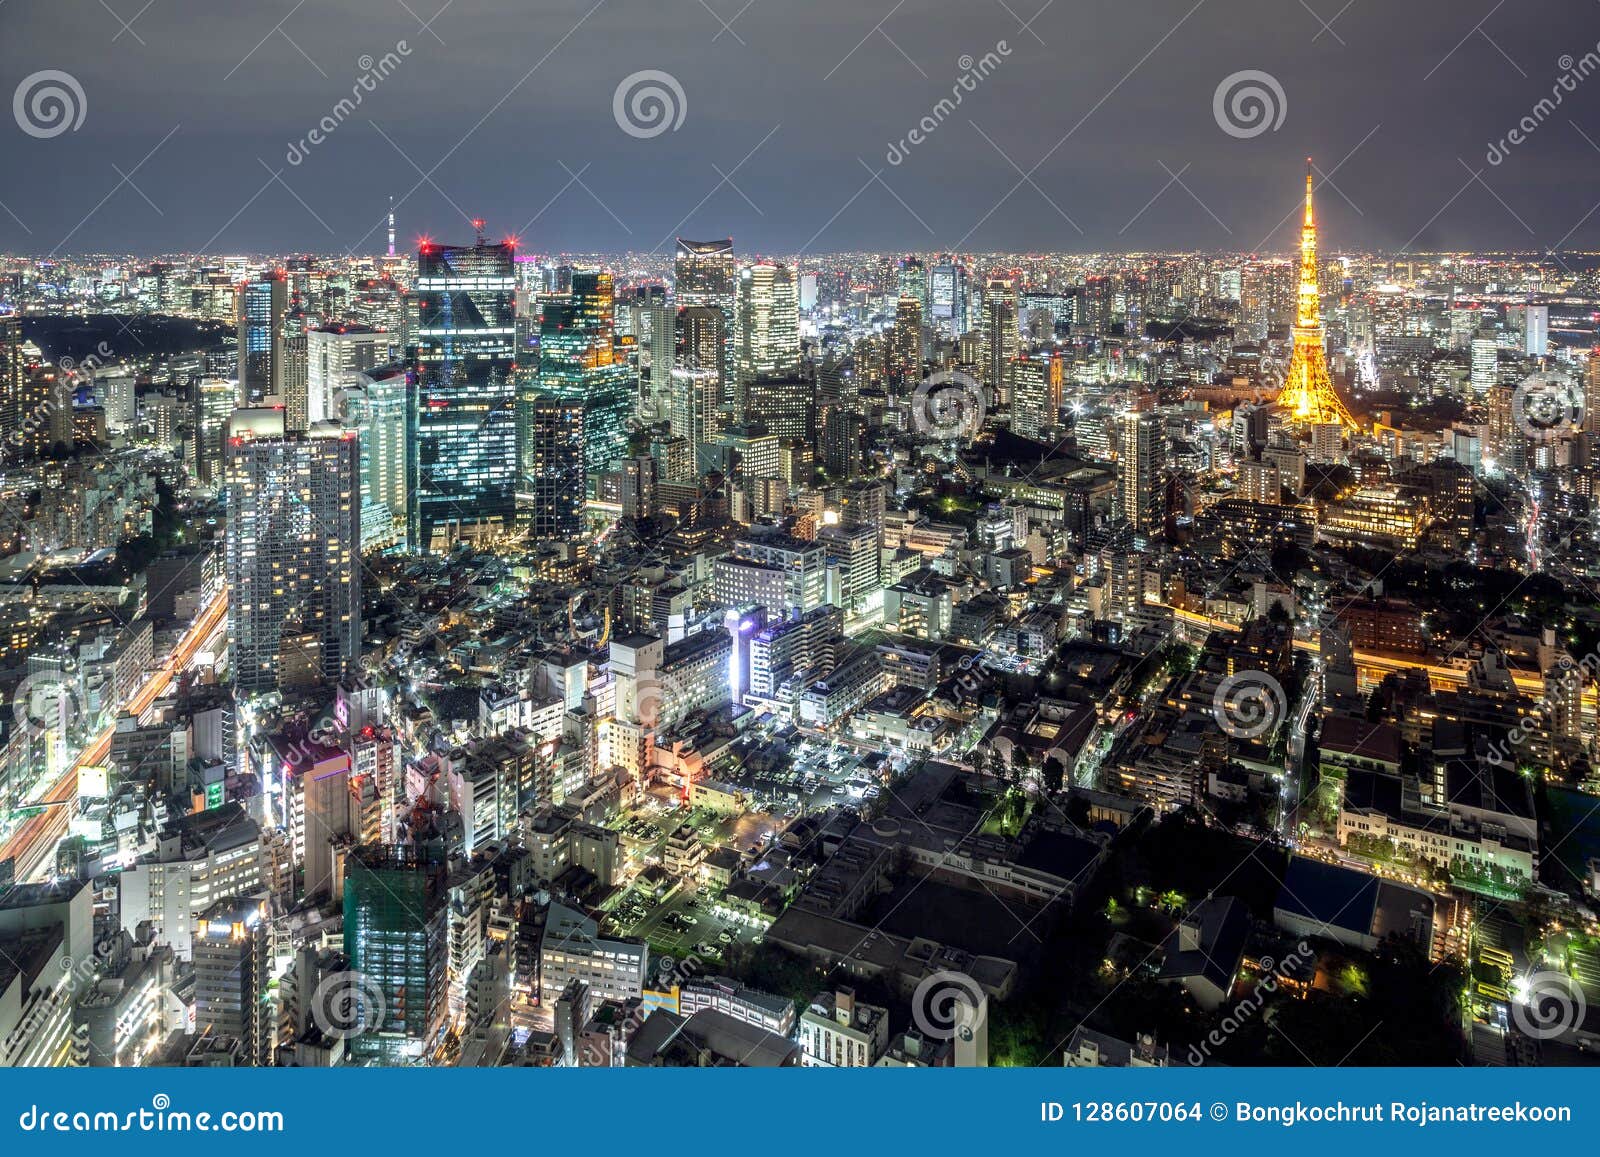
[3,0,1600,256]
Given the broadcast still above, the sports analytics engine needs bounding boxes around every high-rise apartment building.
[226,422,361,695]
[1117,409,1165,533]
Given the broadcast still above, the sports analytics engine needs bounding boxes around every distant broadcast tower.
[387,196,395,257]
[1276,158,1361,431]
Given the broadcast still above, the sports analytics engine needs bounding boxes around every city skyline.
[3,0,1600,1082]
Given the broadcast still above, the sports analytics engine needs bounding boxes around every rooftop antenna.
[387,196,395,258]
[473,217,487,246]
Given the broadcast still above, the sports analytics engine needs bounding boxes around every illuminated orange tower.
[1277,159,1360,430]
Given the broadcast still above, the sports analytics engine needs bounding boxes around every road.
[1,590,229,882]
[1281,660,1320,841]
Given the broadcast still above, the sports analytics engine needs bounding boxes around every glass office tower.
[407,239,517,551]
[536,270,634,487]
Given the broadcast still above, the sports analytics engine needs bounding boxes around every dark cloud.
[2,0,1599,255]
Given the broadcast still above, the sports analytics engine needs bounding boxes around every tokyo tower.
[1276,159,1361,430]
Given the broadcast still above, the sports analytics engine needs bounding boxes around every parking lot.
[612,881,768,967]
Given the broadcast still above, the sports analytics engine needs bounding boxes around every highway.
[1,590,229,882]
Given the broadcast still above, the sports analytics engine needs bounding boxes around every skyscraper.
[536,270,634,486]
[193,377,236,488]
[675,238,737,399]
[1,313,45,463]
[281,328,309,433]
[736,262,801,392]
[897,255,927,308]
[307,323,383,425]
[523,395,585,541]
[676,303,728,413]
[670,367,722,475]
[345,365,408,550]
[1117,408,1165,533]
[626,287,675,422]
[929,260,969,337]
[1012,351,1061,441]
[236,272,287,406]
[885,296,922,395]
[407,237,518,551]
[979,281,1018,400]
[226,421,361,696]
